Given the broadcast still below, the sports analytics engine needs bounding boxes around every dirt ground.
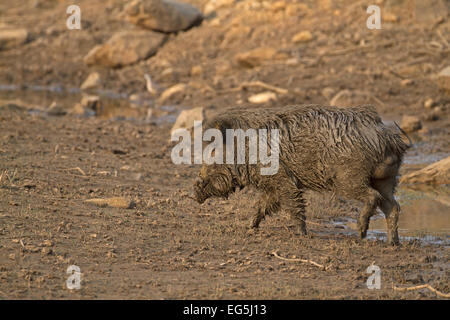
[0,0,449,299]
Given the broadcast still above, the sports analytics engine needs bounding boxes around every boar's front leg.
[251,192,281,229]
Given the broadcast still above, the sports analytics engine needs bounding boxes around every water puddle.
[403,152,450,166]
[0,84,179,123]
[343,187,450,245]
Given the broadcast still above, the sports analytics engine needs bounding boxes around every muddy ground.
[0,0,449,299]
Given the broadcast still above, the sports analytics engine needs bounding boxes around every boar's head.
[193,164,236,204]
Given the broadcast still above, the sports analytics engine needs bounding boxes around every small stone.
[384,12,399,22]
[85,197,136,209]
[235,47,277,68]
[171,107,204,134]
[292,30,313,43]
[400,115,422,133]
[125,0,203,33]
[83,30,166,68]
[0,27,28,50]
[436,66,450,93]
[204,0,235,15]
[71,103,87,116]
[424,98,434,109]
[190,65,203,76]
[81,95,99,109]
[285,58,299,65]
[248,91,277,104]
[47,101,67,116]
[70,95,99,116]
[129,93,141,102]
[80,72,101,90]
[400,79,415,86]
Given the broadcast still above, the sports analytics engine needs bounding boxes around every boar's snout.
[193,178,208,204]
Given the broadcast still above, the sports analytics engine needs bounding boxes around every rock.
[190,65,203,76]
[401,115,422,133]
[47,101,67,116]
[85,197,136,209]
[400,79,415,86]
[291,30,313,43]
[129,93,141,102]
[158,83,186,104]
[204,0,235,15]
[124,0,203,33]
[83,30,166,68]
[248,91,277,104]
[70,95,99,116]
[171,107,204,134]
[235,47,277,68]
[424,98,435,109]
[80,72,101,90]
[81,95,100,110]
[0,27,28,50]
[383,12,399,23]
[436,66,450,93]
[400,156,450,185]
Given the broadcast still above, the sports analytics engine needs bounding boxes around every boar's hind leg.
[251,192,280,229]
[357,187,382,240]
[283,189,307,236]
[372,177,400,246]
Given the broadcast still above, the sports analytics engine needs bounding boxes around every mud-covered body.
[194,105,409,245]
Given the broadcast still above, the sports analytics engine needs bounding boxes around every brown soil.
[0,0,449,299]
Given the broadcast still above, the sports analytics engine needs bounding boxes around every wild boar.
[193,105,409,245]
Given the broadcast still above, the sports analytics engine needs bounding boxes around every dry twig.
[393,284,450,298]
[272,251,328,270]
[64,167,86,176]
[436,30,449,48]
[220,81,288,95]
